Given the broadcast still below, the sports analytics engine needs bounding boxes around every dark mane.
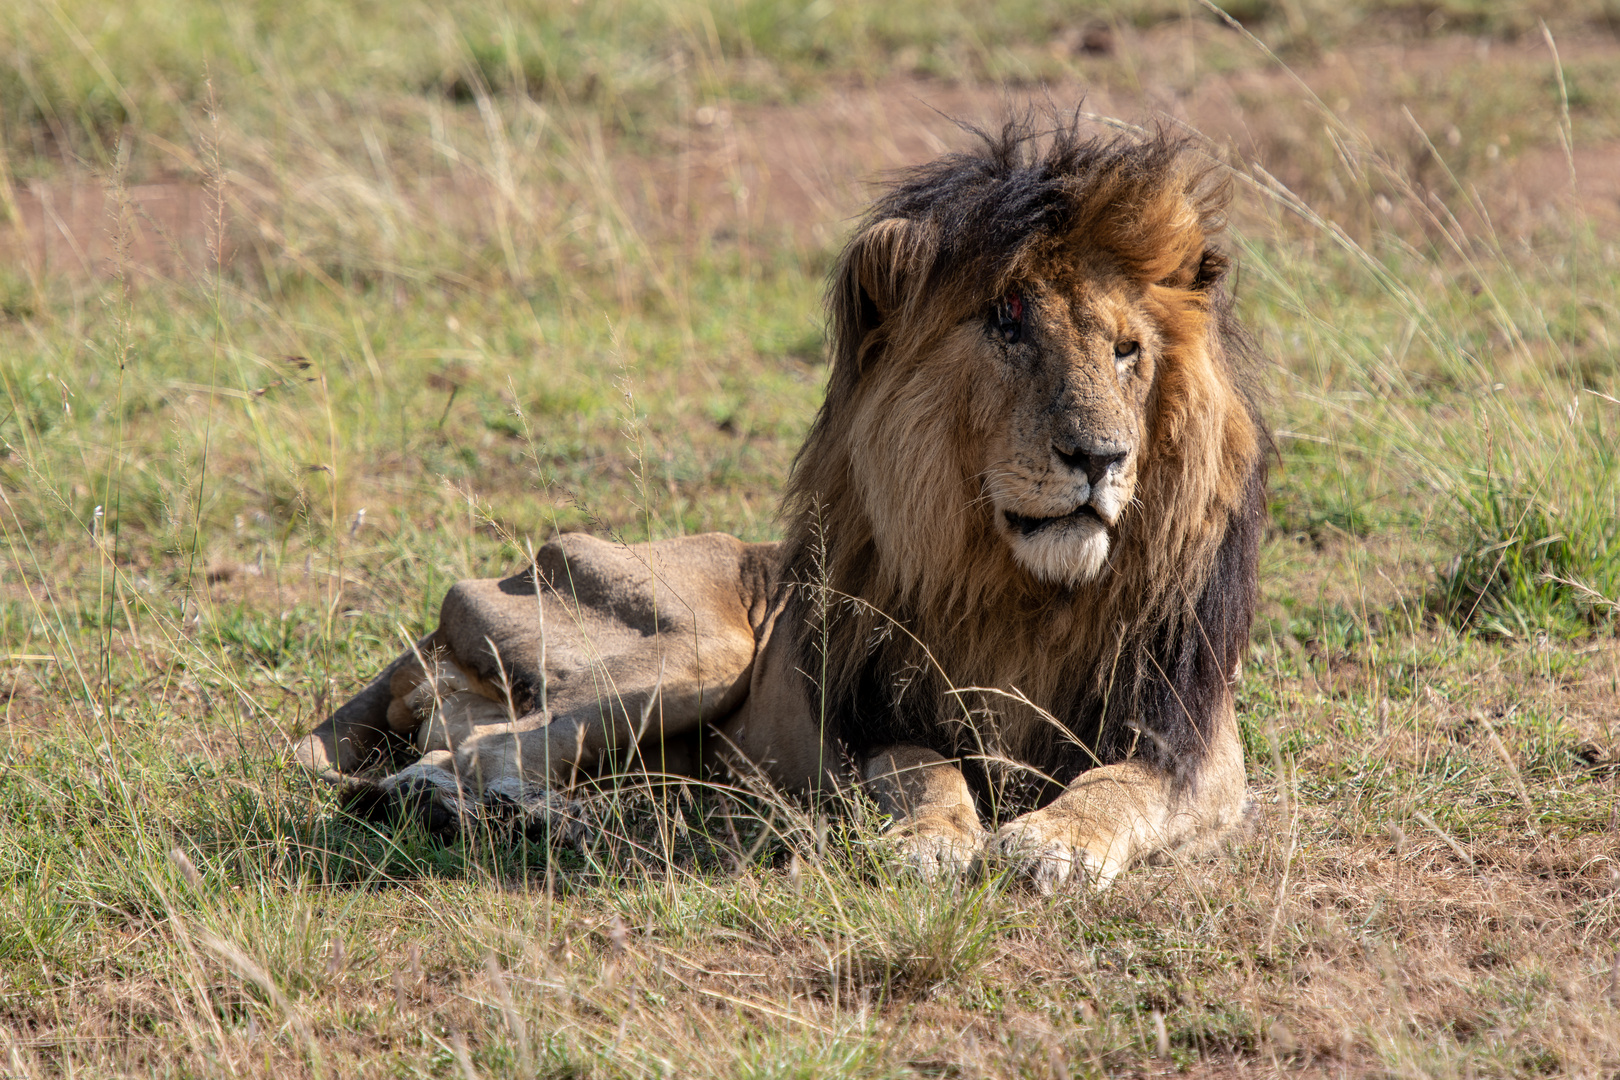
[823,114,1231,385]
[782,115,1267,819]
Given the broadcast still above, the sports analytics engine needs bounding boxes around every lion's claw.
[984,823,1109,894]
[893,830,984,881]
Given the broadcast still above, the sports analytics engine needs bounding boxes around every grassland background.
[1,0,1619,1076]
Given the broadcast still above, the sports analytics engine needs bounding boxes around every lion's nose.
[1054,443,1127,486]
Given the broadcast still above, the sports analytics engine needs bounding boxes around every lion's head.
[783,118,1267,793]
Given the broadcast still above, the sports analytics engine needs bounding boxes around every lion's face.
[976,273,1156,585]
[843,263,1169,592]
[804,128,1250,615]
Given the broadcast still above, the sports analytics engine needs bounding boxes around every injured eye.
[992,293,1024,345]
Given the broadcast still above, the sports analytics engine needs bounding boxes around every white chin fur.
[1011,519,1111,585]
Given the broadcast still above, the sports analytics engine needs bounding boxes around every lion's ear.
[1191,247,1228,291]
[829,217,928,375]
[1162,245,1228,292]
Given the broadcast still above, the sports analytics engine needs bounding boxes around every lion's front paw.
[892,824,986,882]
[984,817,1113,894]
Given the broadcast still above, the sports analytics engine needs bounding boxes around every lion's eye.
[1114,340,1139,361]
[992,293,1024,345]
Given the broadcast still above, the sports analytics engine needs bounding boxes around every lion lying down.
[296,120,1268,891]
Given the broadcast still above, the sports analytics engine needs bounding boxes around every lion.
[294,118,1268,891]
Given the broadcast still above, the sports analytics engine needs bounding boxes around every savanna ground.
[2,0,1620,1075]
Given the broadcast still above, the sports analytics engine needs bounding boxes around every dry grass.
[2,1,1619,1076]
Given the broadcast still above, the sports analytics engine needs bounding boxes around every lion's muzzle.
[996,440,1134,585]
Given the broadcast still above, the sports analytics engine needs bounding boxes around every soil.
[3,25,1616,282]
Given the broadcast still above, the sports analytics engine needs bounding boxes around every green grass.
[6,0,1620,174]
[2,0,1620,1076]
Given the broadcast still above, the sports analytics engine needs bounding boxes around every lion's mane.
[780,118,1269,809]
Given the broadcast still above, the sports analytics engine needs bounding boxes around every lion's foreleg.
[862,746,988,879]
[987,707,1248,892]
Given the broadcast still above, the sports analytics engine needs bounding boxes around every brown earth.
[3,25,1617,283]
[656,30,1620,249]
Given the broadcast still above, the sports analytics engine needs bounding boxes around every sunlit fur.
[781,117,1267,799]
[1010,513,1111,585]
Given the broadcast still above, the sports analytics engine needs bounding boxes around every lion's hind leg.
[328,651,500,830]
[293,635,445,783]
[862,746,989,880]
[328,655,589,845]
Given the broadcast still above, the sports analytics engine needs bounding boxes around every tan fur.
[764,133,1263,887]
[793,172,1253,727]
[863,746,988,879]
[983,711,1250,890]
[295,126,1263,890]
[294,532,774,800]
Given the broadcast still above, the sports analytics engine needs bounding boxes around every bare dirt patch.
[1,179,218,281]
[5,27,1616,284]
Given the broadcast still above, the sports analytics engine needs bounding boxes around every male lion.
[295,119,1268,891]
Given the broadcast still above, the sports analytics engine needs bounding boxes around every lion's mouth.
[1003,503,1105,537]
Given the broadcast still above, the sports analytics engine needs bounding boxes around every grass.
[1438,422,1620,638]
[3,0,1620,1076]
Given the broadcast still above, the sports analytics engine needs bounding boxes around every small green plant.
[838,872,1015,999]
[1438,415,1620,638]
